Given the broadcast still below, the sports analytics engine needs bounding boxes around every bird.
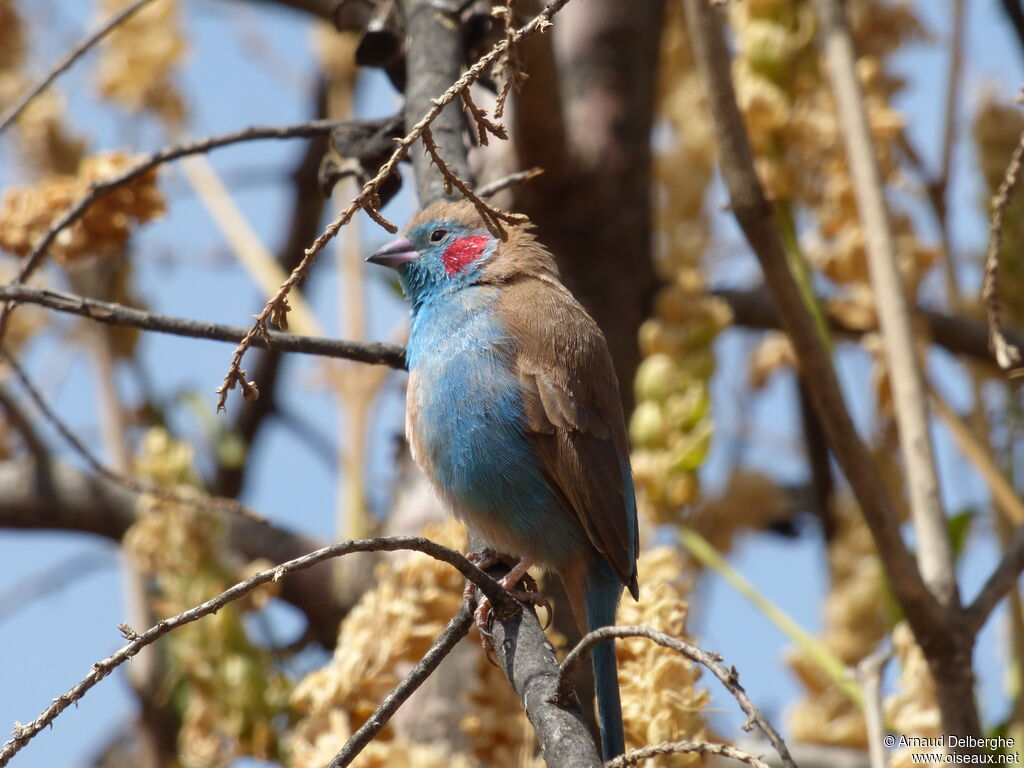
[367,199,639,759]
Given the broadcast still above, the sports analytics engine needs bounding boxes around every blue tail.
[585,558,625,760]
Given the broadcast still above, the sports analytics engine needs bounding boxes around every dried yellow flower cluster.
[125,429,291,768]
[786,496,889,748]
[884,622,941,768]
[730,0,936,404]
[0,0,85,175]
[0,151,165,262]
[96,0,186,125]
[290,522,470,768]
[689,471,792,554]
[631,3,728,523]
[618,548,707,764]
[974,95,1024,326]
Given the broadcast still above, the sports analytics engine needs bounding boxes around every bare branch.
[420,125,528,238]
[215,0,574,411]
[0,459,351,648]
[813,0,956,608]
[607,741,772,768]
[327,602,474,768]
[680,0,938,630]
[0,0,159,136]
[0,346,265,523]
[966,524,1024,636]
[476,167,544,199]
[981,122,1024,374]
[0,536,517,767]
[6,281,1012,377]
[682,0,981,740]
[0,384,49,464]
[0,284,406,368]
[998,0,1024,62]
[487,580,603,768]
[855,645,892,768]
[0,119,345,342]
[555,625,796,768]
[714,287,1023,369]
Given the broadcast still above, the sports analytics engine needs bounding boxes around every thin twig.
[0,384,49,464]
[981,123,1024,374]
[813,0,955,608]
[420,125,528,238]
[930,385,1024,526]
[606,741,771,768]
[0,0,158,136]
[0,347,267,522]
[0,284,406,368]
[0,120,342,342]
[680,0,939,629]
[214,0,571,411]
[327,601,474,768]
[3,280,1013,375]
[856,645,893,768]
[476,167,544,199]
[554,626,797,768]
[966,523,1024,636]
[935,0,965,303]
[0,536,516,767]
[684,0,973,738]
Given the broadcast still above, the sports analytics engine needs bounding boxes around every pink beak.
[366,237,419,269]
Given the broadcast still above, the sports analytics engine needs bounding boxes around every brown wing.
[496,275,639,596]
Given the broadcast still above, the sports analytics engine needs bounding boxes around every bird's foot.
[465,553,553,665]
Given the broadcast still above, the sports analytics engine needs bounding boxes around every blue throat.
[405,285,588,566]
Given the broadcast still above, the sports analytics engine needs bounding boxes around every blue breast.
[406,287,586,564]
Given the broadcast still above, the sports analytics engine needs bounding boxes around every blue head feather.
[395,218,497,312]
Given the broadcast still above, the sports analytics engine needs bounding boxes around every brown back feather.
[411,201,639,593]
[489,238,638,595]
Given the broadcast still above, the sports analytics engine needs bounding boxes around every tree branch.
[0,536,518,767]
[607,741,771,768]
[0,119,346,342]
[212,83,333,498]
[214,0,572,411]
[326,601,474,768]
[0,0,159,136]
[0,458,352,648]
[0,285,406,368]
[714,287,1021,368]
[8,279,1010,377]
[813,0,955,609]
[556,626,796,768]
[399,0,472,204]
[487,581,603,768]
[982,122,1024,374]
[966,524,1024,636]
[683,0,979,743]
[680,0,939,634]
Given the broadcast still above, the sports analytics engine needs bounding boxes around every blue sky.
[0,1,1022,766]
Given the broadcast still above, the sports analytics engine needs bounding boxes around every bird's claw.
[465,551,553,664]
[505,588,553,631]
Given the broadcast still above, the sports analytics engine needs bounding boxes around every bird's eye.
[429,227,449,244]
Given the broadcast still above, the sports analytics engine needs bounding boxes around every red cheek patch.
[442,235,490,275]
